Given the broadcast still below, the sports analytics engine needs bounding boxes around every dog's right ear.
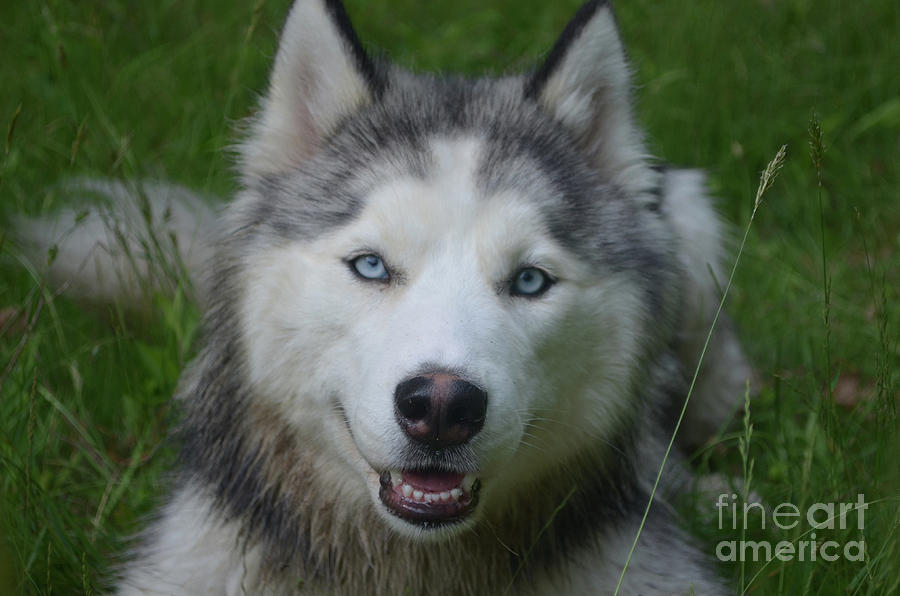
[240,0,384,178]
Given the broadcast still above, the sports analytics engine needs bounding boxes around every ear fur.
[240,0,383,178]
[526,1,650,193]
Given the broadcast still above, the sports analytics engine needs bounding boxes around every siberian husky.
[21,0,752,593]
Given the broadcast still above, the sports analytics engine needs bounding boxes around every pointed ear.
[525,1,649,191]
[240,0,384,177]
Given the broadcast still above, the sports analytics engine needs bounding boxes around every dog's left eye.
[510,267,554,297]
[350,254,390,281]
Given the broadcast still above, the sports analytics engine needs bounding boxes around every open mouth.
[378,469,480,527]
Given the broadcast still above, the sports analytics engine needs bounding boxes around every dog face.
[227,0,674,537]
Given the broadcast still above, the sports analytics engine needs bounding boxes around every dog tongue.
[402,471,465,492]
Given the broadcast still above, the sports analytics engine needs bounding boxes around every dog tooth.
[402,484,413,498]
[424,493,434,503]
[413,490,423,501]
[450,488,462,500]
[461,474,477,492]
[440,491,451,502]
[390,472,402,487]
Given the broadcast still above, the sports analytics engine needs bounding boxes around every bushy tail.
[661,169,754,448]
[12,179,217,310]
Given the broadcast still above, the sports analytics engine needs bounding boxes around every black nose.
[394,372,487,448]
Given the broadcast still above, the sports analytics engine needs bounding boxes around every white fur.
[117,485,272,595]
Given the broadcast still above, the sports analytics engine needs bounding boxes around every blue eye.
[511,267,554,297]
[351,254,389,281]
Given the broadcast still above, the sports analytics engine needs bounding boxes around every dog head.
[219,0,676,538]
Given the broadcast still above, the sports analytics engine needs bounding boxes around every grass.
[1,0,898,593]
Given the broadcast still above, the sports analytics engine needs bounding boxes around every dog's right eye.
[350,254,390,281]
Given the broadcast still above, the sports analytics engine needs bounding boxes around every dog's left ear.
[525,1,648,190]
[241,0,384,178]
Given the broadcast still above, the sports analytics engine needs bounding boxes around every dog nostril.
[398,394,430,421]
[394,376,435,431]
[446,380,487,430]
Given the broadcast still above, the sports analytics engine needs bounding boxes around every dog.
[19,0,753,593]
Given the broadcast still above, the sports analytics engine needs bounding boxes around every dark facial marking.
[322,0,386,98]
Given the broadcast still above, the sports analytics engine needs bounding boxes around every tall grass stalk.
[737,385,754,594]
[614,144,788,595]
[809,114,844,475]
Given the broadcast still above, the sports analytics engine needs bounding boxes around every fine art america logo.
[715,493,868,562]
